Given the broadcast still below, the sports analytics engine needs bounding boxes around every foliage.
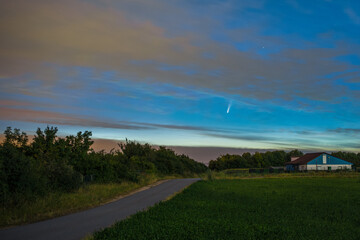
[93,177,360,240]
[209,150,293,170]
[209,150,360,171]
[0,126,207,207]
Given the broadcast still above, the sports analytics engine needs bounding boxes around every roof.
[285,152,326,165]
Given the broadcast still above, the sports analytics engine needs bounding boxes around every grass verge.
[93,177,360,240]
[0,174,185,228]
[201,169,360,180]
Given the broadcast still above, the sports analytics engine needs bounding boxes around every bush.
[0,126,208,206]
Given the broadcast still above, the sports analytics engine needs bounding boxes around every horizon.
[0,131,354,165]
[1,0,360,155]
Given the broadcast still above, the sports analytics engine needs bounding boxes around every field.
[93,177,360,240]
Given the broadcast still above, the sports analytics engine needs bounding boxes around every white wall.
[306,164,351,171]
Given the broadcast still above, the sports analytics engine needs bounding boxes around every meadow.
[93,177,360,240]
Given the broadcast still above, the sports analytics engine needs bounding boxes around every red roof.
[285,152,326,165]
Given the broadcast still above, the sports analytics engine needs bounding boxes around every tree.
[286,149,303,161]
[66,131,94,172]
[31,126,82,191]
[252,152,264,168]
[3,127,29,151]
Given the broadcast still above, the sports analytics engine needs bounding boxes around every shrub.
[0,126,208,206]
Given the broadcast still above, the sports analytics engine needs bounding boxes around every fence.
[223,167,358,175]
[223,168,285,175]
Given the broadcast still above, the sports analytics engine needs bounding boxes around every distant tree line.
[209,150,302,171]
[209,150,360,171]
[0,127,207,206]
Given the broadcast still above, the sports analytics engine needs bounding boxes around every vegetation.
[202,169,359,181]
[208,150,303,170]
[0,126,207,226]
[209,149,360,171]
[2,125,359,229]
[0,174,179,226]
[93,177,360,240]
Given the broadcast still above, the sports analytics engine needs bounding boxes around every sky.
[1,0,360,162]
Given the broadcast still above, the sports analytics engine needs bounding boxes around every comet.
[226,101,232,114]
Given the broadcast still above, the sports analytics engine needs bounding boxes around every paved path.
[0,178,200,240]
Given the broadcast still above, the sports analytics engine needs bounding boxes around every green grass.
[0,174,180,227]
[201,170,359,180]
[93,177,360,240]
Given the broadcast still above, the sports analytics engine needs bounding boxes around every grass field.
[203,170,359,180]
[93,177,360,240]
[0,174,179,227]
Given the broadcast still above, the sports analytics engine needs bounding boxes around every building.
[285,152,353,171]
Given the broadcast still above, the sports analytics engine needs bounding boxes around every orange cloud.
[0,0,200,80]
[0,107,218,133]
[0,107,150,130]
[0,0,355,104]
[0,99,32,106]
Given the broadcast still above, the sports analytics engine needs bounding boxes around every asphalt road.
[0,178,200,240]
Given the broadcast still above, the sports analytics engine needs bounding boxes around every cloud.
[0,106,224,133]
[328,128,360,134]
[344,143,360,149]
[0,0,359,109]
[203,133,274,142]
[0,107,152,130]
[142,123,211,131]
[0,1,196,81]
[0,99,32,107]
[344,8,360,25]
[202,131,347,151]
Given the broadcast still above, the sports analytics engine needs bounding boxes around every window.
[322,154,326,164]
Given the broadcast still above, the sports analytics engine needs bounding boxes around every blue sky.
[0,0,360,158]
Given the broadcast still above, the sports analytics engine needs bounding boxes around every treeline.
[209,150,360,171]
[0,127,207,205]
[209,150,303,171]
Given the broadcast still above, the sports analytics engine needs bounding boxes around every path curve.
[0,178,200,240]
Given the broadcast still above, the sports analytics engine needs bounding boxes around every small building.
[285,152,353,171]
